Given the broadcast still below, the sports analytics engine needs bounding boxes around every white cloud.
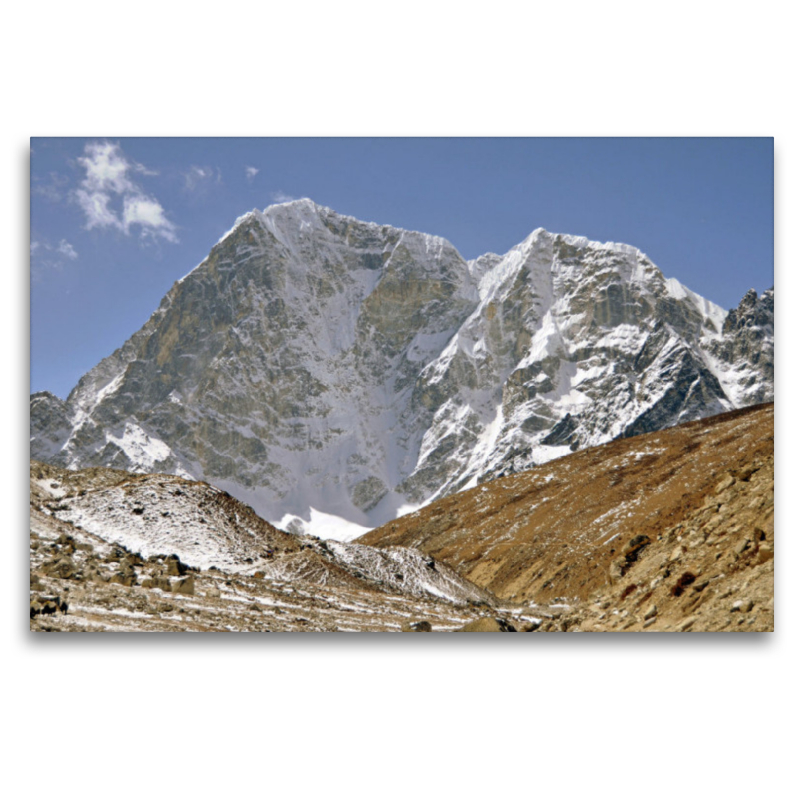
[123,197,178,242]
[79,141,134,195]
[245,166,259,183]
[73,141,177,243]
[75,186,119,230]
[271,190,296,203]
[57,239,78,260]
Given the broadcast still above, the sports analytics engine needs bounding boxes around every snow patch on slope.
[105,423,177,472]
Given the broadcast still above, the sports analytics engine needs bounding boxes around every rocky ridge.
[30,199,774,539]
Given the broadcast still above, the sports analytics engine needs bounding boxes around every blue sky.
[30,137,773,399]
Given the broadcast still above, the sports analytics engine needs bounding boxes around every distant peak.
[264,197,322,213]
[739,288,759,307]
[30,390,65,403]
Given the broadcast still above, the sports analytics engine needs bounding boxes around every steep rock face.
[30,392,73,461]
[30,200,773,539]
[705,287,774,406]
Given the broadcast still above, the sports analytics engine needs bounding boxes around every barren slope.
[360,404,774,631]
[31,461,533,632]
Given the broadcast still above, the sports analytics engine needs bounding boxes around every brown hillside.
[359,403,774,627]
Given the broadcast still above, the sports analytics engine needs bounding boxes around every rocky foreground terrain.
[29,461,541,632]
[31,403,773,632]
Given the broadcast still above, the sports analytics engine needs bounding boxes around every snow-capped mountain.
[30,199,773,539]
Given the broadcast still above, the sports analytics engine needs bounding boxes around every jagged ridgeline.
[30,200,773,539]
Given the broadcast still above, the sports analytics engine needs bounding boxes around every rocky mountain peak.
[30,203,773,540]
[723,286,773,332]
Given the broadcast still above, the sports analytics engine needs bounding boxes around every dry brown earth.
[360,403,774,631]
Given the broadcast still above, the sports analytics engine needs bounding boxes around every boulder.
[164,555,189,576]
[457,617,516,632]
[623,535,651,563]
[172,576,195,595]
[669,546,684,563]
[609,559,625,581]
[122,553,144,568]
[154,576,171,592]
[401,620,432,632]
[42,556,77,580]
[715,475,736,494]
[756,544,774,564]
[110,565,137,586]
[107,546,129,562]
[734,537,752,555]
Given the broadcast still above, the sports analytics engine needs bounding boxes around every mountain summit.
[30,200,774,539]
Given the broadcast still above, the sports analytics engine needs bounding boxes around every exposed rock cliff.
[30,200,773,538]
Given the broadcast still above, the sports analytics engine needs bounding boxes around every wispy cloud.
[245,166,259,183]
[271,190,296,203]
[183,165,218,192]
[56,239,78,260]
[73,141,178,243]
[32,171,71,203]
[30,238,79,280]
[185,165,211,191]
